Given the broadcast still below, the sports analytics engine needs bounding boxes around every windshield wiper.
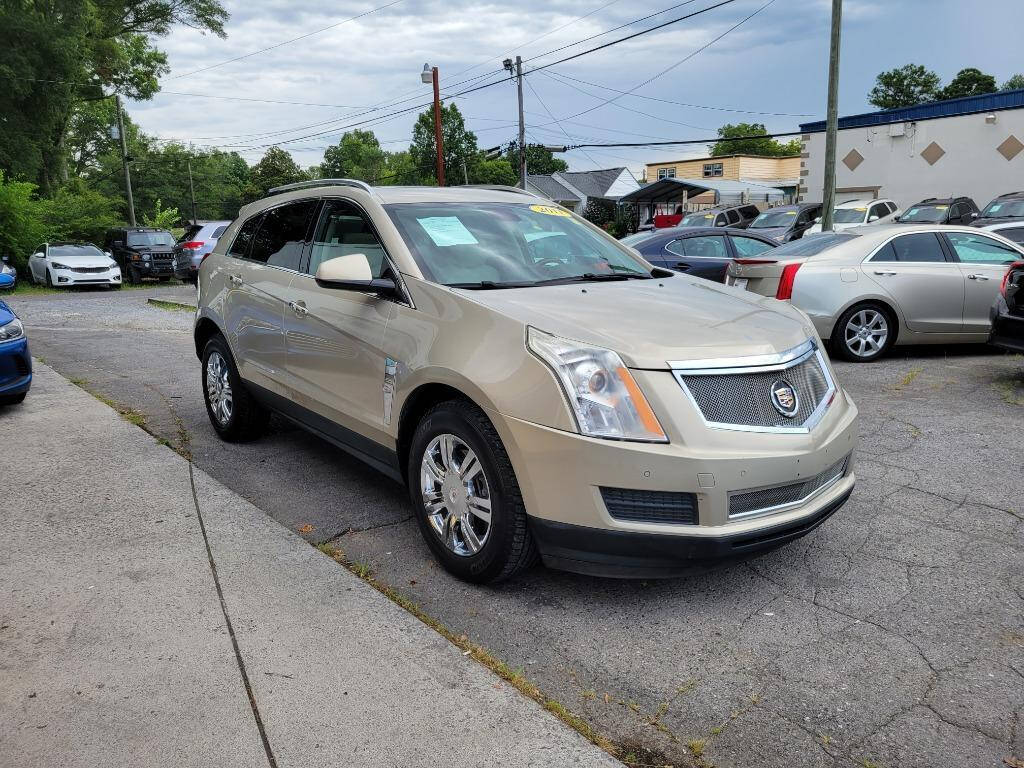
[448,280,535,290]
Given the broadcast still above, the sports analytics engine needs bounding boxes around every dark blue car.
[0,273,31,405]
[620,226,779,282]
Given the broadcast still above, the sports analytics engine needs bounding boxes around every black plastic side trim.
[247,381,403,483]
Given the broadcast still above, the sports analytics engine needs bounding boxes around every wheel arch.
[193,316,222,360]
[396,381,485,485]
[831,295,903,346]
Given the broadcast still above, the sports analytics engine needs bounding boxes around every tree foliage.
[320,130,388,182]
[936,68,998,101]
[868,64,941,109]
[710,123,799,157]
[505,142,568,176]
[242,147,308,204]
[1003,74,1024,91]
[410,103,479,185]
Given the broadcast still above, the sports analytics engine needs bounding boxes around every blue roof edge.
[799,88,1024,133]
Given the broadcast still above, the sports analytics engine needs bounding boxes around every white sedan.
[29,242,121,288]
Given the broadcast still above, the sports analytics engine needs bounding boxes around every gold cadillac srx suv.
[194,180,858,583]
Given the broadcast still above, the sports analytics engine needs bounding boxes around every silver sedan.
[725,225,1024,361]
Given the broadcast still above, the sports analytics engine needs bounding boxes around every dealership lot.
[8,286,1024,768]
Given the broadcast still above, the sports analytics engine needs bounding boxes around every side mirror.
[814,216,822,223]
[113,240,124,248]
[104,250,112,257]
[970,211,979,219]
[32,252,43,259]
[314,254,397,298]
[0,273,14,289]
[1,255,8,263]
[868,215,879,222]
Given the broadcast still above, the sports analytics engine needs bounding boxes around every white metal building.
[799,89,1024,210]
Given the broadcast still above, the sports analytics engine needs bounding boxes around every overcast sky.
[129,0,1024,177]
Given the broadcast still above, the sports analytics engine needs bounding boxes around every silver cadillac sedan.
[725,225,1024,361]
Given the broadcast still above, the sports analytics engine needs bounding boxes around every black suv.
[973,191,1024,227]
[676,203,761,229]
[896,196,979,225]
[746,202,822,242]
[103,227,177,283]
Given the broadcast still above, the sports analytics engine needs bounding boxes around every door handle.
[289,300,308,316]
[228,274,243,286]
[674,262,692,270]
[873,270,897,276]
[967,274,990,281]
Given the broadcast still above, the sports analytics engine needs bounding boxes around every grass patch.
[893,366,923,392]
[6,281,162,297]
[992,373,1024,406]
[67,377,149,432]
[148,298,196,312]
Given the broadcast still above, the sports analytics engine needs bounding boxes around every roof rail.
[461,184,536,197]
[998,191,1024,198]
[268,178,376,196]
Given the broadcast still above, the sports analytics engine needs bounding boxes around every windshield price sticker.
[530,204,571,217]
[416,216,479,247]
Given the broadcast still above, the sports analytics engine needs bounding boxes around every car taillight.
[1000,261,1024,298]
[732,258,778,265]
[776,263,802,300]
[182,241,204,250]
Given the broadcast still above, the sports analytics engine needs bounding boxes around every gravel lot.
[9,285,1024,768]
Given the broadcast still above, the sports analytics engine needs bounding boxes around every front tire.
[201,334,269,441]
[408,400,538,584]
[0,392,26,406]
[45,269,53,288]
[831,302,895,362]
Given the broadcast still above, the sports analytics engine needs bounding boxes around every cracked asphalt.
[10,285,1024,768]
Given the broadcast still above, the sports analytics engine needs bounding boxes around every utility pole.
[421,63,445,187]
[187,159,198,224]
[820,0,842,231]
[461,158,469,185]
[115,94,136,226]
[504,56,527,189]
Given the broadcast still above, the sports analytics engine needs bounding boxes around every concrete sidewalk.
[0,364,618,768]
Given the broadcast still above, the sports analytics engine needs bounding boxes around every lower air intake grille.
[601,487,698,525]
[14,354,30,376]
[729,455,850,519]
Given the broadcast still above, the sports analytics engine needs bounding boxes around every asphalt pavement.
[0,360,618,768]
[6,285,1024,768]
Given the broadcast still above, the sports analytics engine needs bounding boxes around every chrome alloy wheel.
[844,308,888,358]
[205,351,233,425]
[420,434,492,557]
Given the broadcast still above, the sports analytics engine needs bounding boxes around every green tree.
[868,64,941,109]
[504,142,568,176]
[0,172,47,275]
[937,68,998,101]
[410,103,478,185]
[710,123,799,157]
[0,0,228,194]
[242,147,307,203]
[1003,74,1024,91]
[320,130,388,182]
[39,180,119,245]
[141,198,180,230]
[467,155,517,186]
[375,151,419,185]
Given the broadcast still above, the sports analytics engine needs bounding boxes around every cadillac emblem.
[770,380,799,418]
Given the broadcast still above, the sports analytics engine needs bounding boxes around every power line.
[523,76,602,169]
[564,129,805,149]
[165,0,409,81]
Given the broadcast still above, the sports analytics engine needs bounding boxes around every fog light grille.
[600,487,698,525]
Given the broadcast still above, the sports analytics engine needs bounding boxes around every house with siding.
[526,168,640,213]
[643,154,800,202]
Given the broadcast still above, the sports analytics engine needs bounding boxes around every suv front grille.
[601,487,698,525]
[673,341,835,433]
[729,454,850,519]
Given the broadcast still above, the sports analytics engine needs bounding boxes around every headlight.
[50,262,70,270]
[1,264,14,275]
[528,327,667,442]
[108,260,118,269]
[0,318,24,342]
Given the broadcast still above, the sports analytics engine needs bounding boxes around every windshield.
[749,210,798,228]
[50,244,104,259]
[899,205,947,223]
[980,200,1024,218]
[385,203,652,287]
[127,231,175,248]
[834,207,868,223]
[679,211,718,227]
[769,232,858,258]
[620,232,658,247]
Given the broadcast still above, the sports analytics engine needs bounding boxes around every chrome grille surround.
[670,340,836,434]
[728,454,851,520]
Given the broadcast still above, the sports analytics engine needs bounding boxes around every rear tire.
[45,269,53,288]
[0,392,26,406]
[831,302,895,362]
[125,264,138,285]
[201,334,269,441]
[408,400,538,584]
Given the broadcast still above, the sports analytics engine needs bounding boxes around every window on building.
[703,162,724,178]
[657,167,677,180]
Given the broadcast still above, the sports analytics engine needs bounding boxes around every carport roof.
[619,177,785,204]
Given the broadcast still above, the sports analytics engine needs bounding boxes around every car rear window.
[770,232,858,258]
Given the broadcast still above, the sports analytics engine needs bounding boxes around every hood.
[747,226,789,241]
[0,300,14,325]
[454,277,814,369]
[50,252,114,267]
[972,216,1024,227]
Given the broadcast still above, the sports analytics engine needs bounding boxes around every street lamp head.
[502,58,514,73]
[420,63,433,84]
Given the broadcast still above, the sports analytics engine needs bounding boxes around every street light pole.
[422,63,445,187]
[821,0,843,232]
[187,159,198,224]
[114,94,136,227]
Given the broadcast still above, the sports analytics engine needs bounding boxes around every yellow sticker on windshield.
[854,207,866,211]
[935,205,948,210]
[784,211,797,215]
[530,204,571,217]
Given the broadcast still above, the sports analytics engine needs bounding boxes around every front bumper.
[0,337,32,396]
[52,267,121,286]
[493,369,858,577]
[989,298,1024,353]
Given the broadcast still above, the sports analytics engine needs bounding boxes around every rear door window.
[248,200,318,269]
[667,235,728,259]
[873,233,948,262]
[228,215,262,259]
[726,209,740,224]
